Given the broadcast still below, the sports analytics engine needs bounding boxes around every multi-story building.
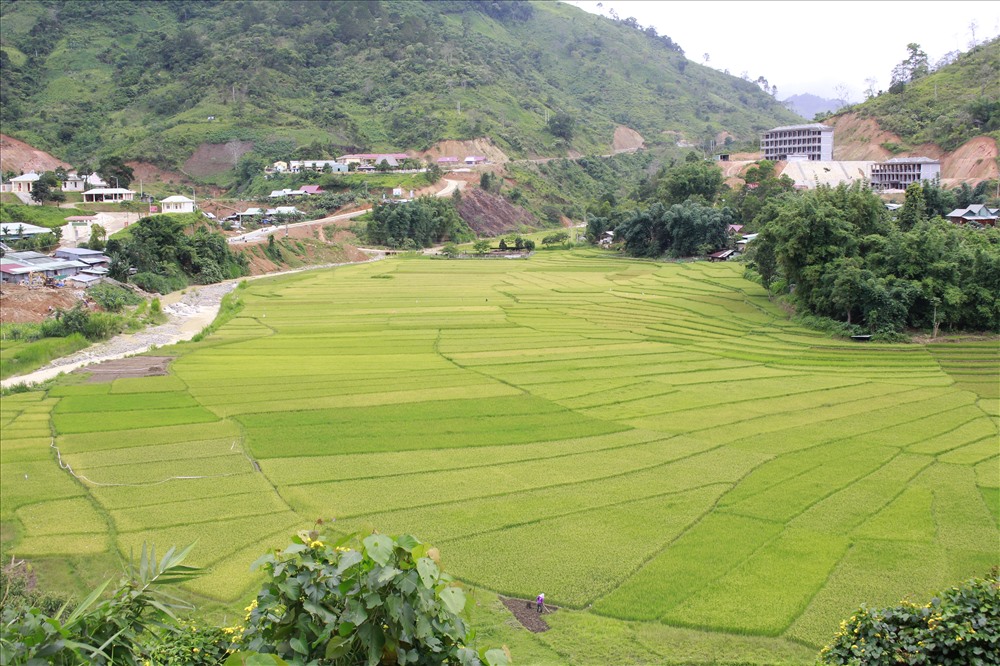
[760,123,833,161]
[869,156,941,191]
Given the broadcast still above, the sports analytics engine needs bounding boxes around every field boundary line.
[50,437,255,487]
[330,440,731,520]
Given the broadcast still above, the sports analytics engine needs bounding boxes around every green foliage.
[472,239,491,255]
[750,182,1000,334]
[819,572,999,666]
[87,284,143,313]
[30,172,65,204]
[541,231,569,247]
[107,215,247,292]
[617,200,732,257]
[97,156,134,189]
[655,155,723,205]
[546,112,576,141]
[0,543,201,665]
[242,528,505,666]
[365,197,472,248]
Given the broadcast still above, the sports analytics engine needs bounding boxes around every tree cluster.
[106,214,248,293]
[748,182,1000,335]
[616,200,732,258]
[365,197,473,249]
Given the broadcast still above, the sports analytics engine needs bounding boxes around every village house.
[160,195,196,214]
[946,203,999,227]
[9,172,40,193]
[464,156,487,165]
[268,188,307,199]
[83,187,136,203]
[298,185,324,195]
[61,172,108,192]
[54,247,111,270]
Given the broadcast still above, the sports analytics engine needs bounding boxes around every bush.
[819,572,999,666]
[88,283,143,312]
[241,528,508,666]
[133,271,187,295]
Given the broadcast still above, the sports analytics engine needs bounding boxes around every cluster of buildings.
[751,123,942,192]
[0,247,110,286]
[221,206,302,226]
[265,153,489,176]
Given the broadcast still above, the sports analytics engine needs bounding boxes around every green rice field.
[2,249,997,664]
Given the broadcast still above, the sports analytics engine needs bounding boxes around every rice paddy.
[2,249,997,664]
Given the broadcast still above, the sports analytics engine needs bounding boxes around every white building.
[869,157,941,191]
[61,172,108,192]
[9,172,40,193]
[83,187,136,203]
[160,195,196,214]
[760,124,833,161]
[289,160,348,173]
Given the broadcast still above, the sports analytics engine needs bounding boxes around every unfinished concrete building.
[869,156,941,191]
[760,123,833,161]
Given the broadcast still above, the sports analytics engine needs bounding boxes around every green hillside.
[0,0,801,183]
[840,38,1000,151]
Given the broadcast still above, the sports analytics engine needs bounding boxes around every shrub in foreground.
[819,572,999,666]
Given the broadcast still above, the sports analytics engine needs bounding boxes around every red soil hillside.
[829,113,998,184]
[456,188,535,237]
[0,134,70,174]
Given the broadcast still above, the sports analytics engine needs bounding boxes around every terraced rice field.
[2,250,997,664]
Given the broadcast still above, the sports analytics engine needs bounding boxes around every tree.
[87,223,107,251]
[897,182,927,231]
[546,112,575,141]
[655,158,723,205]
[30,171,64,203]
[97,156,135,189]
[542,231,569,247]
[472,238,491,255]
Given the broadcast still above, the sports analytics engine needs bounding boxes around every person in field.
[536,593,545,613]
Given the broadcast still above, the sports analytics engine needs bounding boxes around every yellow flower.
[310,540,323,548]
[193,647,200,653]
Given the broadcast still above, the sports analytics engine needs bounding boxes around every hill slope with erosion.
[827,38,999,184]
[0,0,801,185]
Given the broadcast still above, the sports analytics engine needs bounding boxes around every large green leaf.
[439,586,466,616]
[363,534,394,566]
[416,557,439,589]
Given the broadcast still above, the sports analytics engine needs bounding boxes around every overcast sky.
[566,1,1000,102]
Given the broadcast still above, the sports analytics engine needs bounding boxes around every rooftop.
[765,123,833,133]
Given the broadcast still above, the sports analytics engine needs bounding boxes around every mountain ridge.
[0,0,801,185]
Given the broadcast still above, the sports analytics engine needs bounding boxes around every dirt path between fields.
[1,256,384,389]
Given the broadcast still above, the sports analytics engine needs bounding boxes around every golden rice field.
[2,249,997,664]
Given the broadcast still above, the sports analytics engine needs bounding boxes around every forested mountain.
[0,0,799,183]
[836,38,1000,151]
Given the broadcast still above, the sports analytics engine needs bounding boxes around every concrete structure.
[869,157,941,191]
[780,161,875,189]
[464,156,487,165]
[83,187,136,203]
[289,160,348,173]
[761,123,833,161]
[9,172,40,193]
[160,195,196,214]
[946,204,999,227]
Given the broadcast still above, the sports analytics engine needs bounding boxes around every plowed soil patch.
[73,356,172,382]
[500,596,556,633]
